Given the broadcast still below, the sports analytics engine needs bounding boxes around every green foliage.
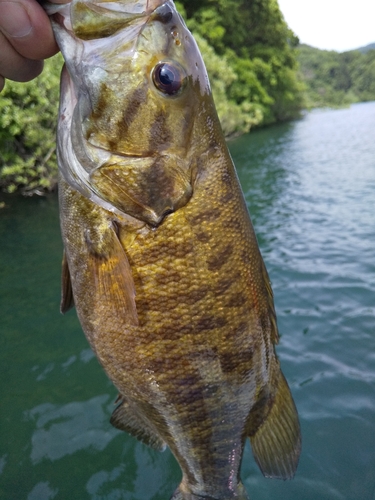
[0,54,62,194]
[348,50,375,101]
[194,35,265,136]
[178,0,304,130]
[298,45,375,108]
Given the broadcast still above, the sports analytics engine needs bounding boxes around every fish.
[45,0,301,498]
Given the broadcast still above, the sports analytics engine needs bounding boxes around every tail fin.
[250,372,301,479]
[171,482,249,499]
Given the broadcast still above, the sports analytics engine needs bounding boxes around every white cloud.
[278,0,375,52]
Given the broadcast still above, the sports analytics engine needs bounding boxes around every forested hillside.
[0,0,304,194]
[298,44,375,108]
[358,42,375,54]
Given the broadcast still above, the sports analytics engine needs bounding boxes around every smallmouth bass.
[45,0,301,498]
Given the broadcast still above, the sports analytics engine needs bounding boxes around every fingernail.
[0,2,32,38]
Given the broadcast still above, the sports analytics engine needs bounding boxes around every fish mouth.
[43,0,165,16]
[44,0,166,39]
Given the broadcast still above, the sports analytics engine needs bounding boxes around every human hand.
[0,0,68,91]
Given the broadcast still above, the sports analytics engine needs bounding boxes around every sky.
[277,0,375,52]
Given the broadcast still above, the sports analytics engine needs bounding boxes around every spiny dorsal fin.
[60,251,75,314]
[110,398,166,451]
[250,372,301,479]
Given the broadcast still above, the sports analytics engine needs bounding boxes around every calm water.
[1,101,374,500]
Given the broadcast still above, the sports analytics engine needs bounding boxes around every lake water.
[1,101,374,500]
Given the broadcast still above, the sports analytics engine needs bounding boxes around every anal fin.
[110,397,166,451]
[250,372,301,479]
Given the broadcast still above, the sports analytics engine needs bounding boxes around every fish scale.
[46,0,301,497]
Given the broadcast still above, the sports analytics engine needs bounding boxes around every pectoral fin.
[84,222,139,327]
[110,397,166,451]
[60,251,75,314]
[249,372,301,479]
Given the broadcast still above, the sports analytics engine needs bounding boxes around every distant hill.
[356,42,375,54]
[297,44,375,108]
[298,42,375,55]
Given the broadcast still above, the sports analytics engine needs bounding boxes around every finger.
[0,75,5,92]
[0,30,44,82]
[0,0,59,61]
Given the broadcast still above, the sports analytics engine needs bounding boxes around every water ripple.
[26,395,120,464]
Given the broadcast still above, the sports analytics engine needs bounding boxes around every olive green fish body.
[51,0,301,497]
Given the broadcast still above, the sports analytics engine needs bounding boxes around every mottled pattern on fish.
[48,0,301,498]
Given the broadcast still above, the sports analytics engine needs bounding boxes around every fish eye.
[152,62,186,96]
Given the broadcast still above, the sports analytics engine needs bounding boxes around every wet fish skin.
[50,0,301,498]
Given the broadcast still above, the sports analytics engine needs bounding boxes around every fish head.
[49,0,218,226]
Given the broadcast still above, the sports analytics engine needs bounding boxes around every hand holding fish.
[0,0,68,91]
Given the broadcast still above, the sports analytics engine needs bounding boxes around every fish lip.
[43,0,166,20]
[42,0,167,50]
